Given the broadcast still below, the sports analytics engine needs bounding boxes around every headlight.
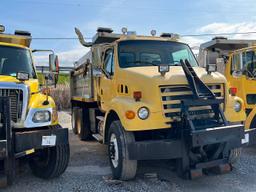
[32,110,51,123]
[138,107,149,120]
[234,101,242,112]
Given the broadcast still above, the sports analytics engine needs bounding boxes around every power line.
[181,31,256,37]
[31,31,256,40]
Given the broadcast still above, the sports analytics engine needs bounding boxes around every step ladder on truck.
[70,27,256,180]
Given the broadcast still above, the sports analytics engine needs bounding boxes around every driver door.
[99,47,115,111]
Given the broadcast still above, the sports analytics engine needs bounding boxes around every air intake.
[15,30,31,36]
[97,27,113,33]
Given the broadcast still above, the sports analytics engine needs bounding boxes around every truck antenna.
[74,27,92,47]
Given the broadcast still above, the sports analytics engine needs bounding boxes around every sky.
[2,0,256,66]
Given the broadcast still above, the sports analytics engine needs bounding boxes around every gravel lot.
[5,111,256,192]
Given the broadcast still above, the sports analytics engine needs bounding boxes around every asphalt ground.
[4,111,256,192]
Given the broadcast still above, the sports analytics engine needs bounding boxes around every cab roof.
[91,28,179,45]
[0,33,31,48]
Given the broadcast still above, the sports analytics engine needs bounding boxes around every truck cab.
[71,28,254,180]
[0,25,69,186]
[198,37,256,129]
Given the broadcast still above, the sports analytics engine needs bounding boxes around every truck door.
[99,48,115,111]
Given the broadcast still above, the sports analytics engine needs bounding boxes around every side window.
[103,49,114,76]
[231,53,242,72]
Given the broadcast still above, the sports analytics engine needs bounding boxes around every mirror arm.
[32,49,54,54]
[43,75,50,105]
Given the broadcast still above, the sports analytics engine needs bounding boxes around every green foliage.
[37,73,70,85]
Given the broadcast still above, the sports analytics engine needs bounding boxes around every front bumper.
[14,128,69,154]
[128,124,256,161]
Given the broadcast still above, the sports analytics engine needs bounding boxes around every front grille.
[0,89,23,122]
[160,84,224,123]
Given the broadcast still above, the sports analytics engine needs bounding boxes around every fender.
[102,97,169,142]
[245,107,256,129]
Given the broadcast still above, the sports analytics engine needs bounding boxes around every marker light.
[151,30,156,36]
[229,87,237,96]
[122,27,128,34]
[133,91,142,101]
[0,25,5,33]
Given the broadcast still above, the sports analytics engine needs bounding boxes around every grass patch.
[37,73,70,85]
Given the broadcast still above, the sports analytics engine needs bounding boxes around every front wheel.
[29,144,70,179]
[108,120,137,180]
[228,148,242,165]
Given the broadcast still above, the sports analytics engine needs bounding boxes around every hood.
[121,66,227,86]
[0,75,39,93]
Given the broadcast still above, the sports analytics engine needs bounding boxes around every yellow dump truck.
[198,37,256,130]
[71,28,255,180]
[0,25,69,186]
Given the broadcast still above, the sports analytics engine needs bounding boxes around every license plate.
[241,133,249,144]
[42,135,56,146]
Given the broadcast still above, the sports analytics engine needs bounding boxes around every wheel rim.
[109,133,119,168]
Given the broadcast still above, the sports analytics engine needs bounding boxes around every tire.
[78,108,92,141]
[108,120,137,180]
[71,107,78,134]
[228,148,242,165]
[29,125,70,179]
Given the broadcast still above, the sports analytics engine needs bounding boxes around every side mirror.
[49,54,59,87]
[94,68,103,78]
[49,54,59,73]
[206,63,217,74]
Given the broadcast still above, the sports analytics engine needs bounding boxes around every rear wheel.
[78,108,92,141]
[71,107,78,134]
[228,148,241,164]
[29,125,70,179]
[108,120,137,180]
[73,107,92,141]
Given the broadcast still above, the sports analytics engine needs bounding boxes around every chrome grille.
[0,89,23,122]
[160,84,224,123]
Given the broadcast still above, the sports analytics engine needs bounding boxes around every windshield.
[0,45,36,78]
[118,40,198,68]
[232,50,256,78]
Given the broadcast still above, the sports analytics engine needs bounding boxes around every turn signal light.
[125,110,135,119]
[229,87,237,96]
[133,91,142,101]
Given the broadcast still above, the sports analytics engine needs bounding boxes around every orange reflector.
[125,110,135,119]
[133,91,142,101]
[229,87,237,96]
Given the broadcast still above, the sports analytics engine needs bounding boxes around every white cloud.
[198,22,256,39]
[34,47,89,67]
[35,22,256,67]
[181,22,256,54]
[180,36,206,54]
